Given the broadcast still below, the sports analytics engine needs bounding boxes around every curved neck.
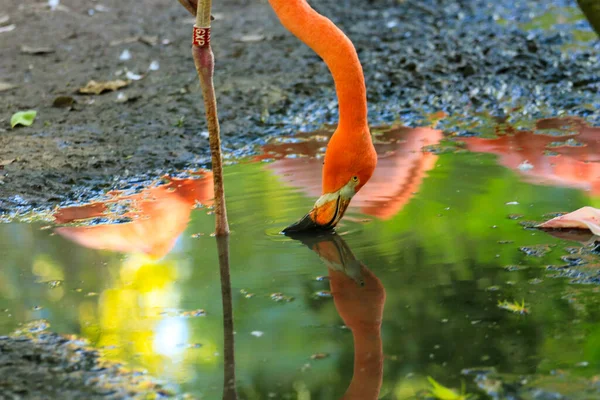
[269,0,368,131]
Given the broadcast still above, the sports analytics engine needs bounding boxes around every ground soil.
[1,0,599,215]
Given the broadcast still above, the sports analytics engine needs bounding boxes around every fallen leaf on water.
[20,45,54,54]
[0,82,17,92]
[427,376,474,400]
[537,206,600,236]
[10,110,37,128]
[498,299,529,315]
[79,79,129,95]
[310,353,329,360]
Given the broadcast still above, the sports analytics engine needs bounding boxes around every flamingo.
[268,0,377,232]
[178,0,375,232]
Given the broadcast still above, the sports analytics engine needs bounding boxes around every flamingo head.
[283,127,376,233]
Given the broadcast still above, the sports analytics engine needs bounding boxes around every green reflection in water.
[1,149,599,399]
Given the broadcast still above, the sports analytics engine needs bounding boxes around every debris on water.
[45,280,63,288]
[517,160,534,171]
[310,353,329,360]
[528,278,543,285]
[485,286,500,292]
[504,265,526,272]
[505,201,519,205]
[519,220,540,229]
[240,289,255,299]
[498,299,529,315]
[250,331,264,337]
[312,291,333,299]
[520,244,553,257]
[119,49,132,61]
[181,309,206,317]
[575,361,589,367]
[547,138,585,148]
[190,233,204,238]
[315,276,328,281]
[507,214,523,220]
[10,110,37,128]
[497,240,514,244]
[79,79,129,95]
[148,60,160,71]
[270,293,294,303]
[426,376,473,400]
[85,292,98,297]
[32,305,43,311]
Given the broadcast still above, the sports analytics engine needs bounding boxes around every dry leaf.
[0,159,15,168]
[21,45,54,54]
[537,206,600,236]
[0,81,17,92]
[79,79,129,95]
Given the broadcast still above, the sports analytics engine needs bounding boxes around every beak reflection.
[288,231,386,400]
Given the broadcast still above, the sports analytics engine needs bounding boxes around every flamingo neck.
[343,326,383,400]
[268,0,368,131]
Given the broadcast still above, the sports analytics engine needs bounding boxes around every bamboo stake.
[188,0,229,236]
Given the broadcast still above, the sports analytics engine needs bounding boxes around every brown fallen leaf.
[21,45,55,54]
[0,159,15,169]
[79,79,129,95]
[537,206,600,236]
[0,81,17,92]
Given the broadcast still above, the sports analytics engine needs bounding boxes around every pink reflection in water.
[463,117,600,194]
[54,173,213,259]
[257,126,443,219]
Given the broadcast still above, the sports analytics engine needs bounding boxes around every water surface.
[2,121,600,398]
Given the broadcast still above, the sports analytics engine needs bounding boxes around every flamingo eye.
[352,176,358,182]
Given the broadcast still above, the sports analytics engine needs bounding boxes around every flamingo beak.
[282,192,352,233]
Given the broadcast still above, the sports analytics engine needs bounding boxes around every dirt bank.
[1,0,599,215]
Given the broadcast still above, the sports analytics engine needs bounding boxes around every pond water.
[2,118,600,399]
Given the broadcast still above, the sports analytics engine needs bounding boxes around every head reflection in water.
[289,232,386,400]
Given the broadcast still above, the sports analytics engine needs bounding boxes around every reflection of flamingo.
[463,118,600,194]
[291,232,386,400]
[268,0,377,232]
[53,174,213,259]
[259,127,442,220]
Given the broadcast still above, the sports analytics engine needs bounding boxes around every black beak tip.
[282,214,334,235]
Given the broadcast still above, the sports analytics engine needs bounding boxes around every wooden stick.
[191,0,230,236]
